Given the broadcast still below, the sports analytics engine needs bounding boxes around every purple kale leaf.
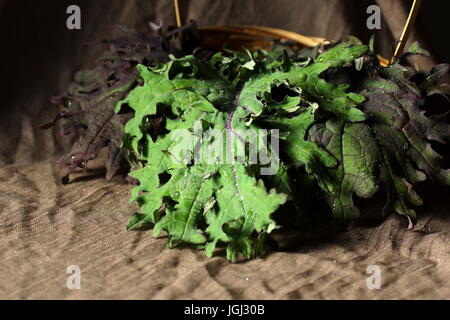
[307,43,449,228]
[40,21,200,183]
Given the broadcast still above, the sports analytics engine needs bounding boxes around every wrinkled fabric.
[0,0,449,299]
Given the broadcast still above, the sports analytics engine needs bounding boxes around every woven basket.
[173,0,422,67]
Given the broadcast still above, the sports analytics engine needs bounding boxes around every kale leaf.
[308,43,449,227]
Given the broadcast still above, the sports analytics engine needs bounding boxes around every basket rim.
[198,25,390,66]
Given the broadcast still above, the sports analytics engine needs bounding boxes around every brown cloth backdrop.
[0,0,449,299]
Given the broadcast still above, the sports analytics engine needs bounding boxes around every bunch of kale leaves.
[45,24,449,261]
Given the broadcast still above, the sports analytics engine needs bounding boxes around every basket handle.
[173,0,182,27]
[391,0,422,64]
